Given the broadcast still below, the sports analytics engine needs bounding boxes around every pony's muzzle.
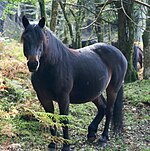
[27,60,39,72]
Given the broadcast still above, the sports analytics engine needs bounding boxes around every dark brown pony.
[111,41,143,72]
[21,16,127,151]
[133,44,143,71]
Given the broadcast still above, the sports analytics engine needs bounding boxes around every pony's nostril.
[27,61,39,72]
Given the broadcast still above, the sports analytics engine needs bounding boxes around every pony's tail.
[111,85,124,135]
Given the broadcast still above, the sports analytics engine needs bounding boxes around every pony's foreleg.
[40,100,57,150]
[31,76,57,150]
[58,95,70,151]
[37,97,57,150]
[36,94,57,150]
[49,119,57,150]
[139,54,143,69]
[87,95,106,142]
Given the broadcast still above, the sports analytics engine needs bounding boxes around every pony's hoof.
[48,142,56,151]
[87,132,97,142]
[87,135,97,143]
[61,144,70,151]
[99,137,108,148]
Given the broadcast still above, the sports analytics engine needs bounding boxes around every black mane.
[43,28,71,64]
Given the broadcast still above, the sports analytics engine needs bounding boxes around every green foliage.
[0,77,149,150]
[24,108,72,128]
[1,0,34,20]
[1,78,31,100]
[7,0,37,5]
[1,3,17,20]
[124,80,150,106]
[1,77,149,149]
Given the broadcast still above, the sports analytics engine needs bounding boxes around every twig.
[120,0,135,24]
[81,0,109,30]
[120,0,150,32]
[95,0,117,7]
[131,0,150,9]
[62,2,95,16]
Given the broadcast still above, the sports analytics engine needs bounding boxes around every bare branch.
[62,0,150,31]
[81,0,109,30]
[131,0,150,9]
[121,0,150,32]
[62,2,96,16]
[95,0,118,7]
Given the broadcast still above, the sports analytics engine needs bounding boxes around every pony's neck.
[43,28,69,65]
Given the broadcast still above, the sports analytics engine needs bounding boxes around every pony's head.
[21,16,46,72]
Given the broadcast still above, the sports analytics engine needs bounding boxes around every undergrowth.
[0,39,149,150]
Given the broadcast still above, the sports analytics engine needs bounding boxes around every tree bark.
[70,11,81,48]
[59,1,75,47]
[38,0,48,25]
[116,0,138,82]
[134,2,147,42]
[72,0,85,48]
[95,0,104,42]
[50,0,59,32]
[143,3,150,79]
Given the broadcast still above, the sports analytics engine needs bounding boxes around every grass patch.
[124,80,150,106]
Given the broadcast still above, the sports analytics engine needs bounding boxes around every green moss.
[124,80,150,106]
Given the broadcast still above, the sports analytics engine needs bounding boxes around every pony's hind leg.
[87,95,106,142]
[99,85,118,146]
[111,85,123,134]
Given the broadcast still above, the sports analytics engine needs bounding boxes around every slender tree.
[70,0,85,48]
[59,1,75,47]
[143,2,150,79]
[38,0,48,25]
[134,2,147,42]
[50,0,59,32]
[95,0,104,42]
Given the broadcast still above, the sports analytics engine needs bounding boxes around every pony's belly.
[70,91,102,104]
[70,80,106,104]
[70,70,110,104]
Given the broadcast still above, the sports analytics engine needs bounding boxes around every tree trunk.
[134,2,147,43]
[38,0,48,25]
[95,0,104,42]
[59,1,75,47]
[69,8,81,48]
[74,0,85,48]
[143,3,150,79]
[116,0,138,82]
[50,0,59,32]
[95,17,104,42]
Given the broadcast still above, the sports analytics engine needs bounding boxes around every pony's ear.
[38,17,45,28]
[22,15,29,29]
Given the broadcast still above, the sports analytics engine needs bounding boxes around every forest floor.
[0,39,150,151]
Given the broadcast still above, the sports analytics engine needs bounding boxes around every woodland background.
[0,0,150,150]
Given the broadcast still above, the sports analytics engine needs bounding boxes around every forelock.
[21,24,45,43]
